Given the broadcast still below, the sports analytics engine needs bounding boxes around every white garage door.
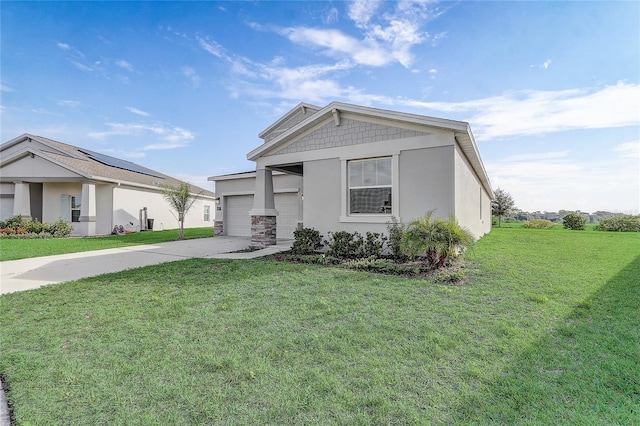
[225,195,253,237]
[224,192,299,239]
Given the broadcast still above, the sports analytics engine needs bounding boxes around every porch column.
[12,181,31,220]
[249,168,278,247]
[78,183,97,236]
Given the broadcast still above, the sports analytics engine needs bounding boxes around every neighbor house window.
[71,196,81,222]
[204,205,211,221]
[348,157,392,214]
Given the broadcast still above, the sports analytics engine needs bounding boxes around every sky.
[1,0,638,214]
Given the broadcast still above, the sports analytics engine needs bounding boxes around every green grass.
[1,228,638,424]
[0,227,214,261]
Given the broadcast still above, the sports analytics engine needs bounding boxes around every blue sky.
[2,1,638,213]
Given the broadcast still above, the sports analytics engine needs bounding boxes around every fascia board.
[208,170,290,182]
[1,133,84,160]
[257,102,321,139]
[454,129,494,198]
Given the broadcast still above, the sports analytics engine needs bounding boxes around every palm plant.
[401,211,474,269]
[161,182,199,240]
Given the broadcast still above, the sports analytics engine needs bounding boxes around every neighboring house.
[210,101,494,247]
[0,134,217,236]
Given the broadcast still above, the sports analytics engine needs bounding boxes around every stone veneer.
[213,220,224,236]
[251,215,277,247]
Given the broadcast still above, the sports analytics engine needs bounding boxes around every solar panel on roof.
[78,148,165,179]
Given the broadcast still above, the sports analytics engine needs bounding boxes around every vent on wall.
[78,148,165,179]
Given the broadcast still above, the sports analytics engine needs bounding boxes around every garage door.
[224,193,299,239]
[225,195,253,237]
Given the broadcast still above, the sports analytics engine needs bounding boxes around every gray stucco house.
[209,102,494,246]
[1,134,216,236]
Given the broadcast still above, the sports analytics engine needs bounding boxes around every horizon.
[2,1,638,214]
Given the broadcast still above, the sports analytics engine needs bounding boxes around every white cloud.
[57,100,82,107]
[56,42,71,51]
[487,150,639,213]
[348,0,381,27]
[401,82,640,140]
[182,66,202,88]
[614,141,640,159]
[126,106,150,117]
[1,84,15,92]
[198,37,224,58]
[116,60,135,72]
[70,61,93,72]
[542,59,552,69]
[89,122,195,145]
[323,7,339,24]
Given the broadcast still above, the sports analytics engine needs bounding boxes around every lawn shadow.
[451,255,640,424]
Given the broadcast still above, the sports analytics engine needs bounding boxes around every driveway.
[0,237,292,295]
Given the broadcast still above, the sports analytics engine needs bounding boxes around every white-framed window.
[204,205,211,221]
[348,157,392,215]
[71,196,82,222]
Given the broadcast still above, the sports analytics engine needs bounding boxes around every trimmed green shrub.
[325,231,363,259]
[522,219,555,229]
[0,216,72,238]
[386,217,406,260]
[563,212,586,230]
[361,232,387,258]
[291,227,324,255]
[401,211,474,269]
[595,215,640,232]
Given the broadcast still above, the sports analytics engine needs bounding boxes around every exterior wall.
[303,158,345,235]
[96,184,114,235]
[454,145,492,238]
[214,173,303,236]
[1,155,82,179]
[398,145,455,222]
[113,186,214,232]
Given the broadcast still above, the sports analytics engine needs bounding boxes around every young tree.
[491,188,516,228]
[162,182,199,240]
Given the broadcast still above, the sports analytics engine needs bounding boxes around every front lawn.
[0,227,214,261]
[0,228,638,424]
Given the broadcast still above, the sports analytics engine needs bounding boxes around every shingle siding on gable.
[263,108,318,143]
[268,118,429,156]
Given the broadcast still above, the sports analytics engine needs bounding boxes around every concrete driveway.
[0,236,292,295]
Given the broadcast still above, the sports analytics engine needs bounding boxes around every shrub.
[0,217,74,238]
[361,232,387,258]
[563,212,586,230]
[325,231,363,259]
[291,227,324,255]
[342,257,423,275]
[522,219,555,229]
[595,215,640,232]
[386,217,406,260]
[401,211,474,269]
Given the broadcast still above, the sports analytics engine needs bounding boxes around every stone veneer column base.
[251,215,276,247]
[213,220,224,236]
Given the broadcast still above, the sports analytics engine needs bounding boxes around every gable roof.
[0,134,215,197]
[247,102,493,198]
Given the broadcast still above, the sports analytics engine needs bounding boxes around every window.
[204,205,211,221]
[71,196,81,222]
[348,157,392,214]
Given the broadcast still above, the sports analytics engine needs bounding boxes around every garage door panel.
[225,195,253,237]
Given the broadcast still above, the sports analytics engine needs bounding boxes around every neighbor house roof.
[0,133,215,197]
[247,102,494,198]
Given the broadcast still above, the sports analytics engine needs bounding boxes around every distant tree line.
[510,209,626,224]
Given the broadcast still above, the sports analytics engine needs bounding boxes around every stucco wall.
[1,155,82,179]
[113,186,214,232]
[453,145,492,238]
[399,145,455,223]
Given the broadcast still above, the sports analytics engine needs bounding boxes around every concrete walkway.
[0,236,293,295]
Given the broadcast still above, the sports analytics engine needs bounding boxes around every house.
[0,134,217,236]
[210,102,494,247]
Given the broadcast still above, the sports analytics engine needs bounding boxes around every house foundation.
[251,215,276,247]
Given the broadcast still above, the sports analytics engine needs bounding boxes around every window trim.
[204,205,211,222]
[340,154,400,223]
